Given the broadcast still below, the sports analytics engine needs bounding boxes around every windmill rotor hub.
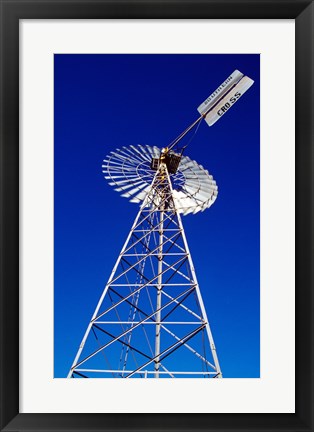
[102,144,218,216]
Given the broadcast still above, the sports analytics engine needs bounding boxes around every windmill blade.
[103,145,218,216]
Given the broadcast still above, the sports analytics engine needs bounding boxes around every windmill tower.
[68,70,254,378]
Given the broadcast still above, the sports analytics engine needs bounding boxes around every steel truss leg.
[67,172,160,378]
[165,167,223,378]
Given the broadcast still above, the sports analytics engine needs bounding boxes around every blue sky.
[54,54,260,378]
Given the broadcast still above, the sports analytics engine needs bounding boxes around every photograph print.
[54,54,260,379]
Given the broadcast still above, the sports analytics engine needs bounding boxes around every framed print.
[21,22,293,413]
[0,1,313,431]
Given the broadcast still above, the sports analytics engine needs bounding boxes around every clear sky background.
[54,54,260,378]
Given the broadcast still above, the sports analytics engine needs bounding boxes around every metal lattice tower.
[68,69,254,378]
[68,147,221,378]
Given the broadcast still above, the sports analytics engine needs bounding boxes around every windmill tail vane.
[67,69,254,378]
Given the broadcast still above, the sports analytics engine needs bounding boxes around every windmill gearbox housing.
[150,151,182,174]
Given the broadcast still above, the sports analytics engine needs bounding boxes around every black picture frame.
[0,1,313,431]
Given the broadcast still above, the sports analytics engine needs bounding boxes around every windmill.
[67,70,254,378]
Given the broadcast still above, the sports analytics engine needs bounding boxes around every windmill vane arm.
[198,70,254,127]
[167,114,203,153]
[167,69,254,152]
